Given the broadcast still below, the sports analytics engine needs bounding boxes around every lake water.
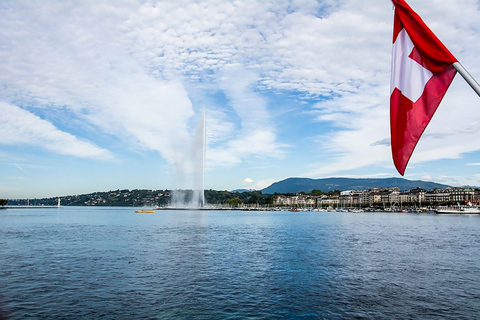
[1,207,479,319]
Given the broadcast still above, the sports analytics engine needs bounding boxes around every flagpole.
[453,62,480,97]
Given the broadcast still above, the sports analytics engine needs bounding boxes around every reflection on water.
[1,207,479,319]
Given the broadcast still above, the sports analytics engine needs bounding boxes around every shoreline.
[2,206,60,209]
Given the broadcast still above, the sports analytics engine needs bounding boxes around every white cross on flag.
[390,0,458,175]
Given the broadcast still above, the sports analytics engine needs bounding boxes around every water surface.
[1,207,479,319]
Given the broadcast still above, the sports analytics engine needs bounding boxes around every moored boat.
[435,206,480,214]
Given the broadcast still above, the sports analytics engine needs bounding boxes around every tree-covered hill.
[7,189,275,207]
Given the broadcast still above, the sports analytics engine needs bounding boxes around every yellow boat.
[135,209,156,214]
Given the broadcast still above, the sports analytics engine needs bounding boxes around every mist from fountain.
[170,108,205,209]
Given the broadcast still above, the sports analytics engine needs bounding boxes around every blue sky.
[1,0,480,198]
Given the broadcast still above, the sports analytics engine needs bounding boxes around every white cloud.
[204,108,235,145]
[207,68,287,168]
[123,0,393,97]
[252,178,277,191]
[0,1,197,168]
[0,102,113,160]
[243,178,254,183]
[421,175,433,181]
[305,84,392,176]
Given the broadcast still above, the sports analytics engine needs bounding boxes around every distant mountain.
[261,177,451,194]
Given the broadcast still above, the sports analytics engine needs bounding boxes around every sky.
[1,0,480,198]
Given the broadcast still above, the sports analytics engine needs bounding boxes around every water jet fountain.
[169,108,206,209]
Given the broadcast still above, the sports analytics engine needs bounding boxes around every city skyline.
[1,0,480,198]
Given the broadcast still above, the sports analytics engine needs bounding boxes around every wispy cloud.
[207,68,287,167]
[0,102,113,160]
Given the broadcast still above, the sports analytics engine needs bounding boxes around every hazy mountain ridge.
[261,177,452,194]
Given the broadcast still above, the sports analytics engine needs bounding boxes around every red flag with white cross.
[390,0,458,175]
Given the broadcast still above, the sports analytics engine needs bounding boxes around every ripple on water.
[0,209,479,319]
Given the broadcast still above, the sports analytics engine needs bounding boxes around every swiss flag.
[391,0,458,175]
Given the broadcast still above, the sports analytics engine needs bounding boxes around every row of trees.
[206,190,342,207]
[204,190,274,206]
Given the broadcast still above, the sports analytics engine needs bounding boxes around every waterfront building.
[425,188,452,203]
[368,191,382,206]
[317,195,340,208]
[273,194,317,208]
[449,188,475,203]
[339,190,369,207]
[273,195,291,207]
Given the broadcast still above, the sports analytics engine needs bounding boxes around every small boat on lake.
[135,209,156,214]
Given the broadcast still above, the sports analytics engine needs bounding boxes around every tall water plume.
[170,108,205,208]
